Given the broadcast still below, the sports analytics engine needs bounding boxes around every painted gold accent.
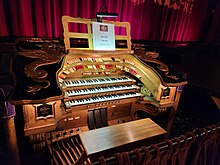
[140,51,179,81]
[18,44,65,94]
[134,45,179,80]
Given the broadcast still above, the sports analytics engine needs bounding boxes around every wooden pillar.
[0,87,20,165]
[166,88,183,138]
[0,42,20,164]
[1,114,21,165]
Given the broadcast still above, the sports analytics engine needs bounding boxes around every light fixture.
[96,5,118,22]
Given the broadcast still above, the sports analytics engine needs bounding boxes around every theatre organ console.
[10,16,187,162]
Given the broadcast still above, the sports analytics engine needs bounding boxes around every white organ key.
[63,76,133,87]
[65,85,138,96]
[65,93,142,107]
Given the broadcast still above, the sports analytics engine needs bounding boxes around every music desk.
[79,118,166,162]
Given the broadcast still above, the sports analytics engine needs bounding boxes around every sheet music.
[92,22,115,50]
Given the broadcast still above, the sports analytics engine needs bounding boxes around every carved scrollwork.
[134,46,179,81]
[132,102,168,118]
[18,43,65,94]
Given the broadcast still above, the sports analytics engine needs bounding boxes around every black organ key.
[94,110,102,128]
[88,111,96,130]
[100,108,108,127]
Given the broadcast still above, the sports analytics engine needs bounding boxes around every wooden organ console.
[10,16,187,164]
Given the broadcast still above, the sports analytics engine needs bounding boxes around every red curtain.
[0,0,218,42]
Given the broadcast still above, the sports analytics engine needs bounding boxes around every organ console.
[10,16,187,164]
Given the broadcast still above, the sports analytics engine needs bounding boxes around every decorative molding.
[134,48,179,81]
[34,102,56,120]
[18,43,65,94]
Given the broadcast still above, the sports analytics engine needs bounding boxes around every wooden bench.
[79,118,166,162]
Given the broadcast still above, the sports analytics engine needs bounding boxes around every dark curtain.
[0,0,219,42]
[205,0,220,43]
